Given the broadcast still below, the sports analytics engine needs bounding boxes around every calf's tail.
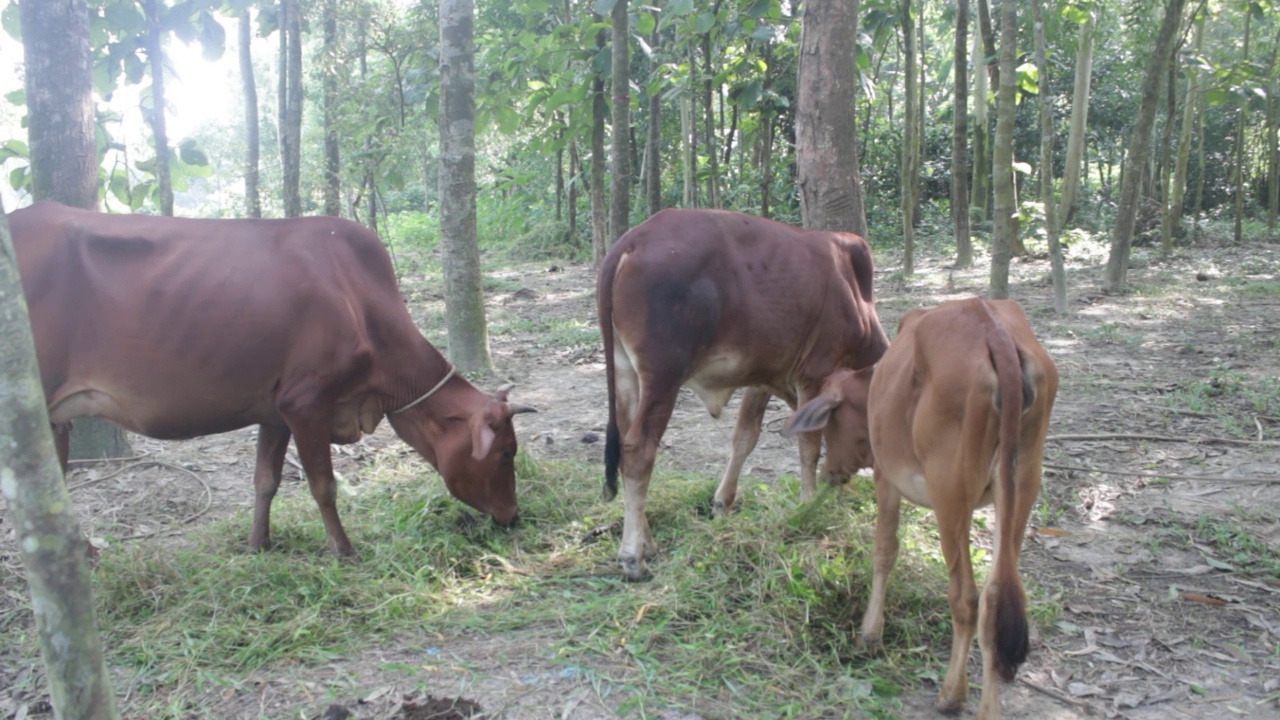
[986,305,1032,682]
[598,252,621,502]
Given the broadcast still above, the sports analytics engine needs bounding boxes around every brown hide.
[10,201,525,556]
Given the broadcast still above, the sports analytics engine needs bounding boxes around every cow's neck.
[383,336,457,414]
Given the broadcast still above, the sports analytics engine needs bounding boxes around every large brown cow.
[787,298,1057,720]
[11,201,533,557]
[597,208,889,581]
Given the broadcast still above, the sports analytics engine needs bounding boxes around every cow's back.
[10,201,408,438]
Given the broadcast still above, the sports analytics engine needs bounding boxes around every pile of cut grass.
[18,450,998,717]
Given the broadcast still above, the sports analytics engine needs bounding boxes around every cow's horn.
[507,402,538,415]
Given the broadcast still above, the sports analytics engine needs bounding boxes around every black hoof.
[620,555,652,582]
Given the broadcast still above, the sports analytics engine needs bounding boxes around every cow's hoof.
[855,635,883,654]
[619,555,652,582]
[935,694,965,716]
[711,499,736,518]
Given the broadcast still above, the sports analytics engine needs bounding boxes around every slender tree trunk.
[285,0,303,217]
[146,0,173,216]
[568,135,580,246]
[970,27,990,224]
[609,0,631,243]
[322,0,341,216]
[1059,14,1094,225]
[989,0,1017,299]
[1232,7,1251,245]
[1,203,120,720]
[1033,0,1067,313]
[590,19,607,265]
[278,0,290,215]
[1268,26,1280,232]
[797,0,866,234]
[1168,15,1203,245]
[1104,0,1188,293]
[953,0,972,267]
[645,26,662,217]
[901,0,918,274]
[681,94,696,207]
[439,0,491,373]
[240,10,261,218]
[22,0,130,461]
[702,15,721,208]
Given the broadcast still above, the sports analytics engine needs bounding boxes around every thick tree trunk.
[953,0,972,268]
[323,0,341,217]
[901,0,918,274]
[240,10,261,218]
[1033,0,1067,313]
[1104,0,1188,293]
[439,0,491,373]
[21,0,130,461]
[1,203,121,720]
[146,0,173,216]
[609,0,631,243]
[797,0,865,234]
[1059,15,1094,225]
[590,20,607,265]
[989,0,1017,299]
[1268,26,1280,233]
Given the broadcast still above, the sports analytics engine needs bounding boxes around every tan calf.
[787,298,1057,719]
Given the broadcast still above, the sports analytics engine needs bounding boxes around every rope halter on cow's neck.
[390,366,457,414]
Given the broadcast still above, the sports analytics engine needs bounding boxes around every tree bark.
[1058,14,1094,225]
[1033,0,1067,313]
[145,0,173,216]
[901,0,918,274]
[322,0,341,217]
[1231,6,1251,245]
[953,0,972,267]
[1167,15,1203,245]
[1104,0,1188,293]
[989,0,1017,299]
[609,0,631,243]
[797,0,866,234]
[21,0,131,461]
[590,19,607,265]
[970,26,990,224]
[1,203,121,720]
[701,10,721,208]
[240,10,261,218]
[439,0,491,373]
[278,0,303,218]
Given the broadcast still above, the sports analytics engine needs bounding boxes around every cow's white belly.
[687,352,746,418]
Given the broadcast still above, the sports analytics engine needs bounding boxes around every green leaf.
[668,0,695,16]
[634,11,656,36]
[198,10,226,61]
[0,139,28,163]
[1205,88,1229,106]
[2,2,21,41]
[109,170,131,206]
[177,139,208,167]
[694,12,715,34]
[103,0,146,35]
[593,0,618,15]
[9,165,29,192]
[1062,5,1090,25]
[5,88,25,106]
[746,0,774,19]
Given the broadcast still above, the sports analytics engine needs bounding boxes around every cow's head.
[785,367,875,484]
[389,384,536,527]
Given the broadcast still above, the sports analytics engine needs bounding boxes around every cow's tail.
[985,302,1032,682]
[599,251,622,502]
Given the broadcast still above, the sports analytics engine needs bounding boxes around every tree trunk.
[970,27,990,224]
[590,19,607,265]
[609,0,631,244]
[323,0,341,217]
[901,0,918,274]
[1167,16,1203,246]
[1104,0,1188,293]
[286,0,303,217]
[568,135,580,246]
[21,0,131,462]
[1058,14,1094,225]
[439,0,491,373]
[1,203,121,720]
[1231,7,1251,245]
[145,0,173,216]
[240,10,261,218]
[1033,0,1067,313]
[989,0,1017,299]
[702,19,720,208]
[953,0,972,268]
[681,94,696,207]
[1268,26,1280,233]
[797,0,866,234]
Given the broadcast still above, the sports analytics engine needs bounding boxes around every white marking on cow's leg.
[858,469,901,651]
[249,423,292,551]
[713,387,770,517]
[616,362,673,581]
[935,501,979,714]
[796,428,822,501]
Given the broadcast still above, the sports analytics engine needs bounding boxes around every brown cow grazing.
[11,201,534,556]
[786,298,1057,719]
[597,208,889,581]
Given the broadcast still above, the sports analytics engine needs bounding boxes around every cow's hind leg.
[248,423,292,552]
[935,498,980,714]
[712,387,770,517]
[618,382,677,581]
[858,467,902,652]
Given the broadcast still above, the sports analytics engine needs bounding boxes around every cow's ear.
[784,395,839,436]
[471,417,497,460]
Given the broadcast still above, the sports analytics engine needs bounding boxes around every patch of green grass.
[1163,365,1280,436]
[493,315,600,350]
[1187,513,1280,578]
[6,451,1020,717]
[1236,279,1280,299]
[1081,322,1143,348]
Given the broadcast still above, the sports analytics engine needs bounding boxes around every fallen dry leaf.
[1180,592,1227,606]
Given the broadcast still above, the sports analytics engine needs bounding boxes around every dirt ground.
[2,237,1279,719]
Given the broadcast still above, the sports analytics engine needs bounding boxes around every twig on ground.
[1047,433,1278,447]
[1019,677,1096,714]
[1043,461,1278,485]
[66,451,152,466]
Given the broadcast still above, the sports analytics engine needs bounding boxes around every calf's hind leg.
[712,387,770,517]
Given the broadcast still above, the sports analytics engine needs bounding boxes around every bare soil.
[3,239,1279,719]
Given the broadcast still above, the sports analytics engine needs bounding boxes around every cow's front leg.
[796,428,823,502]
[858,468,901,652]
[286,415,355,557]
[248,423,292,552]
[712,387,770,517]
